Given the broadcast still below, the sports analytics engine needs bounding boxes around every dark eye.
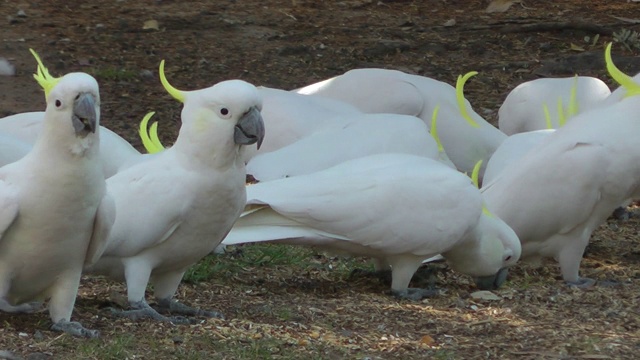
[220,108,229,116]
[505,256,512,261]
[55,100,62,107]
[75,94,80,100]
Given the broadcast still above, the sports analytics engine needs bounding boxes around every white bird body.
[240,87,361,162]
[0,72,114,337]
[498,76,611,135]
[246,113,450,181]
[483,129,555,185]
[593,73,640,108]
[0,111,141,177]
[295,68,507,180]
[224,153,520,296]
[482,96,640,284]
[0,133,31,167]
[85,76,265,320]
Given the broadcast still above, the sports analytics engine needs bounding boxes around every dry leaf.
[143,19,159,30]
[420,334,436,346]
[443,19,456,27]
[570,43,585,52]
[470,290,501,301]
[486,0,516,13]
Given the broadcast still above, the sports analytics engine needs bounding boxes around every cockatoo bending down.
[0,111,142,177]
[482,46,640,285]
[295,68,507,182]
[483,129,555,185]
[497,76,611,135]
[246,112,454,181]
[239,86,361,162]
[85,61,265,323]
[223,153,521,300]
[0,55,115,337]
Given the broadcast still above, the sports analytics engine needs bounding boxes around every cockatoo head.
[45,73,100,138]
[30,49,100,140]
[444,212,521,290]
[443,160,521,289]
[158,61,265,152]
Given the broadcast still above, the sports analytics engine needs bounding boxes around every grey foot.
[109,300,192,325]
[566,277,596,288]
[392,287,439,301]
[0,299,43,314]
[611,206,633,221]
[0,350,21,360]
[51,320,99,338]
[156,298,224,319]
[567,278,620,288]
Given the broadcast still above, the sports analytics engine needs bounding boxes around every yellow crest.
[138,111,165,154]
[455,71,480,128]
[543,103,552,129]
[470,159,493,217]
[556,97,566,127]
[29,49,61,99]
[429,105,445,153]
[159,60,186,103]
[605,42,640,98]
[566,74,579,117]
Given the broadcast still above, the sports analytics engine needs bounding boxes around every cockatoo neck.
[32,109,100,160]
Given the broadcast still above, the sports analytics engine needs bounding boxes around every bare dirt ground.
[0,0,639,359]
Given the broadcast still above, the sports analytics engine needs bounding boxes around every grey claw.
[51,320,99,338]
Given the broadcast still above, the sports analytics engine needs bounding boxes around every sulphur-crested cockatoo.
[223,153,521,299]
[498,76,611,135]
[246,112,453,181]
[295,68,506,181]
[85,61,265,322]
[0,52,115,337]
[482,45,640,285]
[239,86,361,162]
[483,129,555,185]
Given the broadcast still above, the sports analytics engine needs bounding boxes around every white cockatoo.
[223,154,521,299]
[239,86,361,162]
[482,44,640,286]
[295,68,507,181]
[0,52,115,337]
[0,112,141,177]
[497,76,611,135]
[85,61,265,322]
[246,112,453,181]
[483,129,555,185]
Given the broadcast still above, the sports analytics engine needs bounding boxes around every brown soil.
[0,0,639,359]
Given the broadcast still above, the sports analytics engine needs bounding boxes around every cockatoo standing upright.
[85,61,265,322]
[0,51,115,337]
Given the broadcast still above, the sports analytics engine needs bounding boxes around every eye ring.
[55,100,62,108]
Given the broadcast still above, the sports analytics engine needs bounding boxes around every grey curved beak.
[474,267,509,290]
[72,92,97,136]
[234,106,265,149]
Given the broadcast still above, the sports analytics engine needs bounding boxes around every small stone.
[139,69,154,79]
[0,58,16,76]
[16,10,27,18]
